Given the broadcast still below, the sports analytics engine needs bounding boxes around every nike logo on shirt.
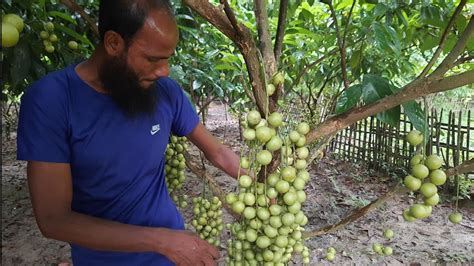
[150,124,160,135]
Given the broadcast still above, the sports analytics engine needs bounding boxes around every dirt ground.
[2,102,473,265]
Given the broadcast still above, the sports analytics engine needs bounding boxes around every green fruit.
[268,112,283,127]
[264,225,278,238]
[383,246,393,256]
[406,130,423,146]
[68,40,78,50]
[296,147,309,159]
[275,180,290,193]
[283,192,297,205]
[420,183,437,198]
[256,126,273,143]
[292,177,305,190]
[403,209,417,222]
[45,45,55,53]
[448,212,462,224]
[404,175,421,191]
[232,201,245,214]
[411,164,429,179]
[429,169,446,186]
[269,215,282,228]
[257,208,270,220]
[281,213,295,226]
[424,193,439,206]
[294,159,307,170]
[296,136,306,147]
[2,22,19,48]
[372,243,383,253]
[243,193,256,206]
[409,204,428,219]
[383,229,394,239]
[326,252,335,261]
[269,204,282,216]
[49,34,58,42]
[243,128,256,141]
[256,236,271,249]
[226,193,237,204]
[272,72,285,86]
[327,247,336,254]
[281,166,296,182]
[424,154,443,170]
[246,228,258,242]
[240,157,250,169]
[256,150,272,165]
[40,31,49,39]
[275,235,289,248]
[266,136,283,151]
[289,130,300,143]
[45,21,55,31]
[296,190,307,202]
[410,154,424,166]
[247,110,261,127]
[266,187,278,199]
[239,175,253,188]
[267,173,279,186]
[297,122,310,135]
[266,83,276,96]
[3,14,24,33]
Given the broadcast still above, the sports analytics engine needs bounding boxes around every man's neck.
[75,47,108,93]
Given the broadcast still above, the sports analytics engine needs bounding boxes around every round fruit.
[240,157,250,169]
[68,40,78,50]
[256,126,272,143]
[243,128,256,141]
[404,175,421,191]
[424,193,439,206]
[411,164,429,179]
[383,246,393,256]
[45,45,55,53]
[266,83,276,96]
[49,34,58,42]
[297,122,310,135]
[256,236,271,249]
[45,21,55,31]
[410,154,424,166]
[289,131,300,143]
[372,243,383,254]
[3,13,24,33]
[283,192,297,205]
[383,229,394,239]
[232,201,245,214]
[409,204,428,219]
[403,209,417,222]
[268,112,283,127]
[424,154,443,170]
[406,130,423,146]
[247,110,261,126]
[226,193,237,204]
[281,166,296,182]
[256,150,272,165]
[429,169,446,186]
[448,212,462,224]
[2,22,19,48]
[327,247,336,254]
[325,252,335,261]
[239,175,253,188]
[40,31,49,39]
[272,72,285,86]
[420,183,437,198]
[266,136,282,151]
[275,180,290,193]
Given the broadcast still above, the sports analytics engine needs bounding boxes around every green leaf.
[376,106,400,127]
[420,34,439,51]
[421,6,445,28]
[373,3,388,17]
[402,100,427,135]
[335,84,363,114]
[55,24,94,47]
[47,11,76,24]
[10,40,31,87]
[361,74,393,104]
[455,15,467,32]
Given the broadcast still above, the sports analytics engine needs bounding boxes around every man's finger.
[201,254,217,266]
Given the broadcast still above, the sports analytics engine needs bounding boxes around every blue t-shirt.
[17,64,200,265]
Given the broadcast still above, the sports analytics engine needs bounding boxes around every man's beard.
[98,55,157,118]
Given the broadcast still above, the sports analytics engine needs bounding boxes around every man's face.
[99,9,179,117]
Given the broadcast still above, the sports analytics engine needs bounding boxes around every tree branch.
[430,15,474,78]
[418,0,467,79]
[274,0,288,64]
[325,0,350,89]
[303,159,474,238]
[254,0,277,76]
[60,0,99,37]
[453,55,474,67]
[220,0,242,37]
[306,70,474,144]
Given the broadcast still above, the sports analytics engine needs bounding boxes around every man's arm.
[187,123,243,179]
[27,161,218,265]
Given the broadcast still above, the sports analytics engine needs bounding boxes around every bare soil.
[2,102,473,265]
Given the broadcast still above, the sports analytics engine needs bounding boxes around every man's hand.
[157,229,220,266]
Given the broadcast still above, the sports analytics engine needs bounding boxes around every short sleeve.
[17,77,71,163]
[160,78,199,136]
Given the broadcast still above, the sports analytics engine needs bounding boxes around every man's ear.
[103,31,125,56]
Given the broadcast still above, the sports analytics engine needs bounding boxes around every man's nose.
[154,62,170,78]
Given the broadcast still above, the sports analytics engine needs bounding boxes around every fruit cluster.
[371,229,394,256]
[165,135,189,208]
[225,107,311,265]
[2,13,24,48]
[403,130,462,224]
[191,196,224,246]
[39,22,59,53]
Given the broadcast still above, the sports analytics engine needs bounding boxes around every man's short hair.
[98,0,172,44]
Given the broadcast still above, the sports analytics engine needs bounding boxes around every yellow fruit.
[411,164,429,179]
[420,183,437,198]
[406,130,423,146]
[404,175,421,191]
[45,45,55,53]
[3,13,24,33]
[45,21,54,31]
[2,22,19,47]
[424,154,443,170]
[429,169,446,186]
